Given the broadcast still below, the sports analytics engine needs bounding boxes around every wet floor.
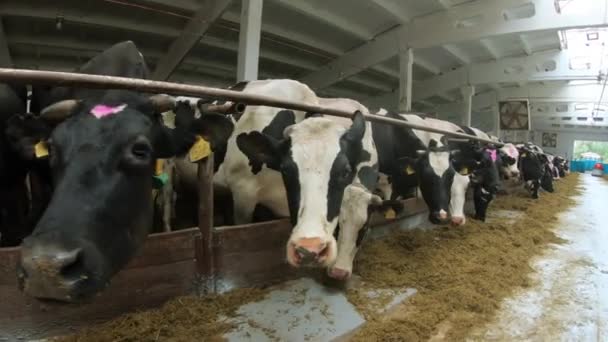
[469,174,608,341]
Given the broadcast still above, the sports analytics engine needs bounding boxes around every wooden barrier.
[0,195,427,339]
[0,228,201,339]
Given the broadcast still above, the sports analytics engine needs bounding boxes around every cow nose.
[24,246,82,274]
[451,216,466,226]
[292,238,328,266]
[19,242,87,301]
[429,211,449,224]
[328,267,351,280]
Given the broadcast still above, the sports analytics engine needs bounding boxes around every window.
[587,32,599,41]
[562,28,608,69]
[569,56,592,70]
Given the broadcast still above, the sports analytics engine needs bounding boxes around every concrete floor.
[470,174,608,341]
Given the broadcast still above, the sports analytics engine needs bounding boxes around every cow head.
[397,141,456,225]
[17,95,233,302]
[237,112,367,269]
[498,143,520,179]
[538,154,555,193]
[553,156,568,177]
[469,147,500,222]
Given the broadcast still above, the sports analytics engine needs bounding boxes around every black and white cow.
[495,141,521,180]
[553,155,569,177]
[517,143,554,198]
[16,41,234,302]
[371,110,454,225]
[453,126,501,222]
[214,81,381,280]
[372,110,501,225]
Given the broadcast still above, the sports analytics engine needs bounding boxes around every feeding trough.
[0,68,492,339]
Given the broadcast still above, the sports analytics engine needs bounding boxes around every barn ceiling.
[0,0,607,131]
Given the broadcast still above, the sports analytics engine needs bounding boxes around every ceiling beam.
[519,34,532,55]
[436,0,452,10]
[442,44,471,65]
[273,0,374,40]
[369,0,411,23]
[417,99,437,107]
[372,49,602,105]
[0,2,395,93]
[152,0,232,80]
[131,0,348,56]
[366,81,608,115]
[0,16,12,67]
[299,0,608,90]
[414,56,441,75]
[488,83,501,91]
[480,38,500,60]
[437,92,455,102]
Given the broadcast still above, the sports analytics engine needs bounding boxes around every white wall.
[531,130,608,159]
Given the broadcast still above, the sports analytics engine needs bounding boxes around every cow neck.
[371,111,426,174]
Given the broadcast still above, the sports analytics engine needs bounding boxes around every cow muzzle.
[19,238,99,303]
[287,237,332,267]
[451,216,466,226]
[429,210,449,224]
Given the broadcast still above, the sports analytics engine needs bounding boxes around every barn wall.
[434,109,495,133]
[531,130,608,159]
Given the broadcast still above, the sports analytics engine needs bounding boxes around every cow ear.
[344,111,366,143]
[191,113,234,150]
[40,99,81,123]
[236,131,283,173]
[152,125,196,159]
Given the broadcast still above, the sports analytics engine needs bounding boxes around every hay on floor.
[348,174,581,341]
[58,175,581,342]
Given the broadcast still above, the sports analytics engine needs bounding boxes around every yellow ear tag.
[189,136,211,162]
[34,141,49,158]
[459,167,469,175]
[384,208,396,220]
[405,165,416,175]
[155,159,165,176]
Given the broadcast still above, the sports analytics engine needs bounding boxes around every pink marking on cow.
[486,149,497,162]
[90,104,126,119]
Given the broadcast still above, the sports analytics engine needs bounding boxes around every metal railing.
[0,68,500,146]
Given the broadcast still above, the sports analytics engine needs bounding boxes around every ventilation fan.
[542,132,557,148]
[499,100,530,130]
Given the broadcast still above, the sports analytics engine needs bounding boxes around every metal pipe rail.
[0,68,501,146]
